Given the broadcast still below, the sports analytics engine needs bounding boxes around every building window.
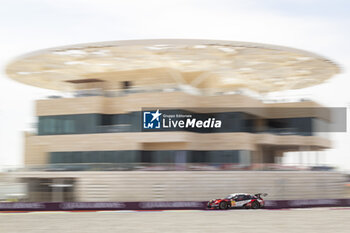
[37,111,319,135]
[49,150,248,165]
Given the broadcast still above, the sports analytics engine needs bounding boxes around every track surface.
[1,208,350,233]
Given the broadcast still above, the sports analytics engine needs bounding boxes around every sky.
[0,0,349,171]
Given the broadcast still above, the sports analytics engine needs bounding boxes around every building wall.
[36,92,327,119]
[24,132,330,165]
[24,92,331,165]
[14,171,347,201]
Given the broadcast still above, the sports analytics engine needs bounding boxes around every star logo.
[143,109,162,129]
[150,109,162,122]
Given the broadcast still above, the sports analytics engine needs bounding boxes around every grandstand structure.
[5,39,345,201]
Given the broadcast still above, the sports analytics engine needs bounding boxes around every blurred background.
[2,1,350,233]
[0,0,349,207]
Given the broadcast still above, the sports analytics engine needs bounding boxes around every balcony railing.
[98,124,132,133]
[256,128,311,136]
[14,163,335,172]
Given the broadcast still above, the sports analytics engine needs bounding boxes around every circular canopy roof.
[6,39,340,93]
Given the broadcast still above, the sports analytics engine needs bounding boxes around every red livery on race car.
[207,193,267,209]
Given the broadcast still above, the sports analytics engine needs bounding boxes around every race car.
[207,193,267,209]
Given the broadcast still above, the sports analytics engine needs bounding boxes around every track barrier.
[1,199,350,211]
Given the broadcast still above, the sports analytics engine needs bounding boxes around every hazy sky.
[0,0,349,171]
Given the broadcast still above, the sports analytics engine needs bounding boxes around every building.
[5,39,345,202]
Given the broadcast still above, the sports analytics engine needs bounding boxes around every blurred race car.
[207,193,267,209]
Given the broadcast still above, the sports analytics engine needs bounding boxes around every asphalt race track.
[1,208,350,233]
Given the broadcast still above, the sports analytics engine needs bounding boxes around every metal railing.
[98,124,132,133]
[256,128,311,136]
[13,163,335,172]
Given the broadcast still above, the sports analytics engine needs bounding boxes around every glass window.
[189,151,208,163]
[37,112,321,136]
[115,114,130,125]
[49,150,250,169]
[151,151,174,163]
[238,195,247,201]
[129,112,141,132]
[101,115,113,125]
[141,151,152,163]
[206,151,239,163]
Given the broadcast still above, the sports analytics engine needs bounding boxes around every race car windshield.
[225,195,234,199]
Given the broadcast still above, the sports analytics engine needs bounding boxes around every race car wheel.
[219,201,228,210]
[251,201,260,209]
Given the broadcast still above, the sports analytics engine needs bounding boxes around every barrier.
[1,199,350,211]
